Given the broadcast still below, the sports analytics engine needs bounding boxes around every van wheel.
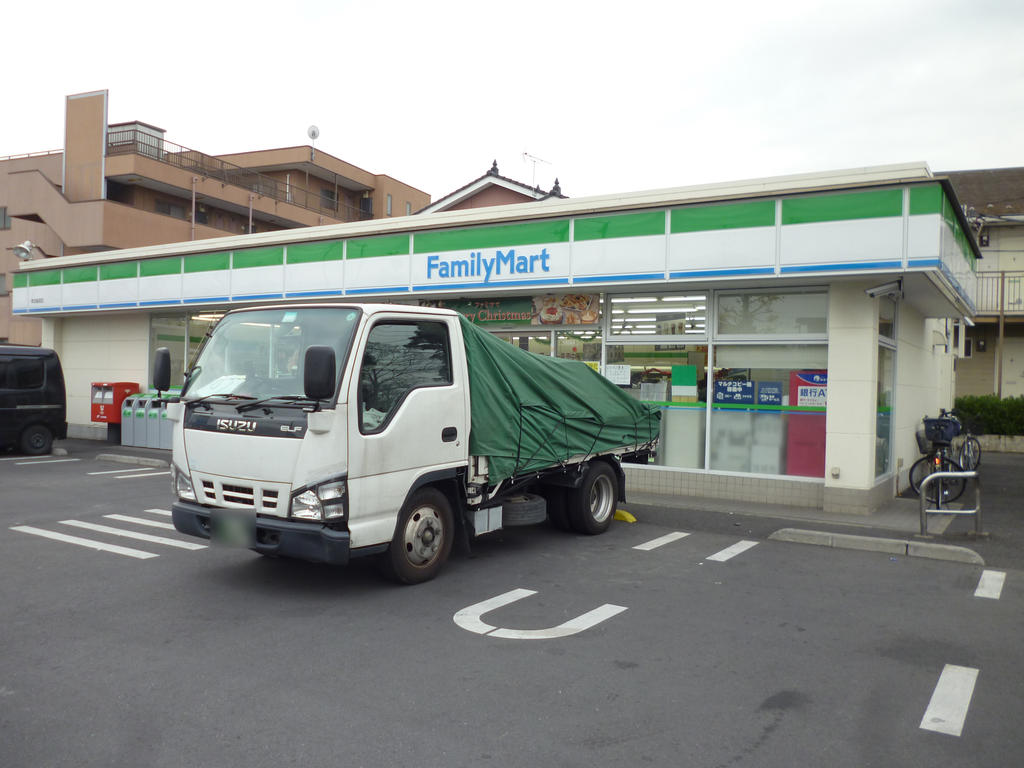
[20,425,53,456]
[382,488,453,584]
[568,462,617,535]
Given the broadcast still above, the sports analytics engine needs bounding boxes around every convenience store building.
[13,162,979,515]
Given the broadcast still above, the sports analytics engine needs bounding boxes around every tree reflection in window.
[359,321,452,433]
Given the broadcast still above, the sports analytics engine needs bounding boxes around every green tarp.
[459,316,660,483]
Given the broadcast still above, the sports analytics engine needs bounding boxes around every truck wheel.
[568,461,617,535]
[382,487,454,584]
[20,425,53,456]
[502,493,547,526]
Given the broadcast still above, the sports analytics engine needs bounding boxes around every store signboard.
[793,372,827,407]
[757,381,783,406]
[604,364,632,385]
[423,294,599,327]
[714,380,755,404]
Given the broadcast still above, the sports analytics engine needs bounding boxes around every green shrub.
[954,394,1024,436]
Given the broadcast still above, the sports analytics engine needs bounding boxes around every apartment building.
[0,90,429,345]
[945,167,1024,397]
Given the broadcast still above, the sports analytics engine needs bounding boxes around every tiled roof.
[417,160,566,213]
[943,167,1024,218]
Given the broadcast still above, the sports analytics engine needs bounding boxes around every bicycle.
[909,413,968,504]
[950,410,982,471]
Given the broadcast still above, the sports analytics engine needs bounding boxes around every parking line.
[10,526,158,559]
[974,570,1006,600]
[114,471,170,479]
[0,455,61,462]
[59,520,206,550]
[920,664,979,737]
[633,532,691,551]
[104,514,176,530]
[706,540,759,562]
[88,467,152,476]
[13,458,81,466]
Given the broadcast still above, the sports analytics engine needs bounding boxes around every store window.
[556,330,602,367]
[493,331,553,356]
[879,297,896,341]
[876,345,895,477]
[716,290,827,336]
[149,314,188,388]
[708,343,827,477]
[608,294,707,340]
[605,343,707,469]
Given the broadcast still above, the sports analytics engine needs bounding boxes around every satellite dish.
[307,125,320,141]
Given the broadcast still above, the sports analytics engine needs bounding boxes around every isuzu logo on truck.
[216,418,257,432]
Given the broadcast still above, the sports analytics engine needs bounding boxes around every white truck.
[155,304,660,583]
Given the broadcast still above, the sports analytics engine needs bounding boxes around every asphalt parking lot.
[1,443,1021,767]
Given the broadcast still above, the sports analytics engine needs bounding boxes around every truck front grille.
[196,475,285,515]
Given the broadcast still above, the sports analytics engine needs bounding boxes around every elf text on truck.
[156,304,660,583]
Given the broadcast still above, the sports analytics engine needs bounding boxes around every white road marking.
[454,588,627,640]
[144,508,172,516]
[706,540,759,562]
[114,471,170,479]
[1,456,53,462]
[633,531,690,551]
[104,514,176,530]
[10,526,158,559]
[59,520,206,550]
[88,467,152,476]
[974,570,1006,600]
[920,664,979,737]
[13,458,81,466]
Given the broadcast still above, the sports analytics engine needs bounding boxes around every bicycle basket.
[915,428,932,454]
[923,417,959,445]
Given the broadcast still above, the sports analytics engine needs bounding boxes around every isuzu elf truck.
[156,304,660,583]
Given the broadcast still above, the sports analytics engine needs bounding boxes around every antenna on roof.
[308,125,320,162]
[522,151,551,187]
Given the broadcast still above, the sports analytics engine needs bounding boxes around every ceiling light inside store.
[610,297,657,303]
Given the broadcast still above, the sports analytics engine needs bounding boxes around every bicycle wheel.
[911,453,966,504]
[957,437,981,471]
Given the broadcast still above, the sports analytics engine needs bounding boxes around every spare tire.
[502,493,547,526]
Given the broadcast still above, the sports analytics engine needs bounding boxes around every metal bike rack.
[918,470,982,536]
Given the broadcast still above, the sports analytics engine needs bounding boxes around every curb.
[95,453,170,469]
[769,528,985,566]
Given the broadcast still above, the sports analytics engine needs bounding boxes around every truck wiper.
[235,395,320,413]
[185,393,257,410]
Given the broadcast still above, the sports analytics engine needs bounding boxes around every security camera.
[864,280,902,299]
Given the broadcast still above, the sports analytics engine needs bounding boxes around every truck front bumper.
[171,501,352,565]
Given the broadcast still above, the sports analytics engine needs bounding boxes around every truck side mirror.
[304,346,337,401]
[153,347,171,393]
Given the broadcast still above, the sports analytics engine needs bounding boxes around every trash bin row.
[121,395,172,450]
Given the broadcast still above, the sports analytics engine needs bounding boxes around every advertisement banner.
[422,294,598,326]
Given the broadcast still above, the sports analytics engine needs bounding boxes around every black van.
[0,346,67,455]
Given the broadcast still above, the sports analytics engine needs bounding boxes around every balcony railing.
[975,271,1024,315]
[106,129,371,223]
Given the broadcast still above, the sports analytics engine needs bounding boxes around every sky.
[4,0,1023,202]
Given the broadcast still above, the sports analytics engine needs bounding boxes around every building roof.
[417,160,566,214]
[943,167,1024,220]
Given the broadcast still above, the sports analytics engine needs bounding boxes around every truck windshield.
[182,307,361,402]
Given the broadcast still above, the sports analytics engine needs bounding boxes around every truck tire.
[502,493,547,526]
[568,461,617,535]
[20,425,53,456]
[542,486,572,531]
[381,487,454,584]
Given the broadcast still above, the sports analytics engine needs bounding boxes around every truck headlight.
[172,465,196,502]
[289,478,347,521]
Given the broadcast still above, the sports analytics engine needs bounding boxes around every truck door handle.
[441,427,458,442]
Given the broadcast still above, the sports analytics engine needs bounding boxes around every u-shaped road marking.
[454,588,627,639]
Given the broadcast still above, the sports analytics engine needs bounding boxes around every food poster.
[422,295,599,326]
